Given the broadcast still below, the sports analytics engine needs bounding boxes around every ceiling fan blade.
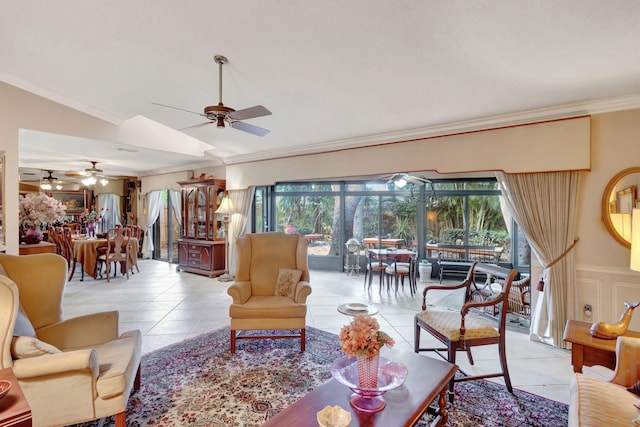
[64,171,90,177]
[228,105,272,121]
[179,121,214,131]
[229,121,271,137]
[152,103,206,117]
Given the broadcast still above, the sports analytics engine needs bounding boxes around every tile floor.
[62,258,573,404]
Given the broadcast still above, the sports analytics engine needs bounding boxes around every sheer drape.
[96,193,121,231]
[169,190,181,225]
[142,191,163,259]
[227,187,255,275]
[496,171,580,347]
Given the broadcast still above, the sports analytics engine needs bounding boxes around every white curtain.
[169,190,182,226]
[96,193,121,231]
[227,187,255,275]
[496,171,580,347]
[142,191,163,259]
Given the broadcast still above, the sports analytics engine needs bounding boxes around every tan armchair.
[0,253,142,427]
[227,232,312,353]
[569,336,640,426]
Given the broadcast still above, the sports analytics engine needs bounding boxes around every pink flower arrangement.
[339,314,394,359]
[18,194,67,229]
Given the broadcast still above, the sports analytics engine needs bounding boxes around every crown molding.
[223,94,640,165]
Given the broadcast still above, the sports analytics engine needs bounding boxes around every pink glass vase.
[357,353,379,389]
[22,225,44,244]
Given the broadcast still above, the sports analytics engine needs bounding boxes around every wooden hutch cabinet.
[176,178,226,277]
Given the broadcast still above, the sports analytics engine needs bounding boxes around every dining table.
[73,236,139,279]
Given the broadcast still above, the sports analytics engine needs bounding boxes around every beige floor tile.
[63,258,571,404]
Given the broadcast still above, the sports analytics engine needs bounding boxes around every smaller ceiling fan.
[153,55,272,136]
[37,170,65,190]
[384,173,432,188]
[64,161,114,186]
[64,161,106,178]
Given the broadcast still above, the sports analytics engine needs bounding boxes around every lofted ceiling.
[2,1,640,180]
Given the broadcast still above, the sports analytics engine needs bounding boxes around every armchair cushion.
[11,336,61,359]
[275,268,302,298]
[229,296,307,319]
[14,305,36,337]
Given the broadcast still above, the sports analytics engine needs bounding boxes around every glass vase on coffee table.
[330,355,407,412]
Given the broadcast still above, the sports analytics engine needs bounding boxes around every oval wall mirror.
[602,167,640,248]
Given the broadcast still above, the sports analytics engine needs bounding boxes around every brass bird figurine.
[590,301,640,339]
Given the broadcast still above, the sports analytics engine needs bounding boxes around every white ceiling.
[3,1,640,180]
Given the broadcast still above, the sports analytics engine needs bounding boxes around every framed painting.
[51,190,87,214]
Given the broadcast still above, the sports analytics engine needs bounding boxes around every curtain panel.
[142,191,163,259]
[496,171,580,348]
[227,187,255,275]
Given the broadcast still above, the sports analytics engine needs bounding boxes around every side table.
[18,242,56,256]
[0,368,31,427]
[563,319,640,373]
[337,303,378,317]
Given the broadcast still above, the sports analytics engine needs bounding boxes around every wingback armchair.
[0,253,142,427]
[227,232,312,353]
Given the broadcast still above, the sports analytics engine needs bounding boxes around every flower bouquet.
[339,314,394,388]
[19,194,66,242]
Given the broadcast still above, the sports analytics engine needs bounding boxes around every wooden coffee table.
[563,319,640,373]
[261,347,457,427]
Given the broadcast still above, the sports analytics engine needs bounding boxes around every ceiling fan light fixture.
[82,176,97,186]
[394,177,407,188]
[216,117,225,128]
[100,178,109,186]
[40,182,52,190]
[55,184,63,190]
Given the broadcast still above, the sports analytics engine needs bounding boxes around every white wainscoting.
[576,265,640,331]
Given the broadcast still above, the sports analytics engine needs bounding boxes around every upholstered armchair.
[0,253,142,427]
[227,232,312,353]
[569,336,640,426]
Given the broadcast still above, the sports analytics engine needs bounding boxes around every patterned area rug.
[77,326,567,426]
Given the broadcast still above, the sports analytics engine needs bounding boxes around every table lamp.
[215,194,236,282]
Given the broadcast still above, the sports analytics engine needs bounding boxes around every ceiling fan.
[64,161,112,186]
[153,55,272,136]
[384,173,432,188]
[20,170,66,190]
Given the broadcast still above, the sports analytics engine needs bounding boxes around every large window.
[258,178,529,274]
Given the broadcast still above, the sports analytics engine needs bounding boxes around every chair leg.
[465,346,475,365]
[499,335,513,393]
[447,341,457,403]
[414,321,421,352]
[230,330,236,354]
[114,412,126,427]
[134,364,141,391]
[68,259,77,281]
[300,328,306,352]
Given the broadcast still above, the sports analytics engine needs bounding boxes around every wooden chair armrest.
[421,281,469,310]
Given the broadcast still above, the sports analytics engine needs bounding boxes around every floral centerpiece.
[80,206,98,223]
[18,194,67,243]
[339,314,394,388]
[80,206,98,236]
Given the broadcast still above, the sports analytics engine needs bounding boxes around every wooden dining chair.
[414,262,518,402]
[96,227,131,282]
[124,226,140,274]
[58,227,81,281]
